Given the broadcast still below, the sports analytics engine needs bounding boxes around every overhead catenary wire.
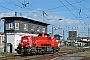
[64,0,89,26]
[0,5,22,16]
[0,0,44,20]
[17,0,51,21]
[65,0,90,18]
[43,0,89,20]
[18,0,85,21]
[58,0,77,19]
[65,0,89,27]
[0,5,13,11]
[58,0,85,28]
[3,0,22,8]
[3,0,42,19]
[7,0,86,21]
[3,0,49,21]
[2,0,26,16]
[45,0,84,11]
[76,0,90,12]
[75,0,90,20]
[17,0,45,20]
[2,0,89,25]
[17,0,23,4]
[17,0,35,10]
[64,0,80,16]
[75,0,90,27]
[64,0,90,19]
[0,4,23,17]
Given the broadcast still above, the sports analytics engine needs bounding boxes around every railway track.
[0,48,90,60]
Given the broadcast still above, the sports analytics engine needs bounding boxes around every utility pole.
[20,12,22,17]
[42,11,48,22]
[88,24,90,38]
[52,25,54,35]
[4,19,7,52]
[15,12,17,17]
[63,30,64,40]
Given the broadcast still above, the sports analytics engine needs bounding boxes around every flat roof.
[67,37,90,40]
[1,17,50,25]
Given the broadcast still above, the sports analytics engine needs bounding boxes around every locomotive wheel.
[42,49,45,55]
[17,49,21,54]
[17,51,21,54]
[21,49,24,55]
[51,48,55,54]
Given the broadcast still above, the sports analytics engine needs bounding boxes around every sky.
[0,0,90,40]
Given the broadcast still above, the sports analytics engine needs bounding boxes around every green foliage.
[0,52,18,57]
[60,46,76,51]
[81,51,90,56]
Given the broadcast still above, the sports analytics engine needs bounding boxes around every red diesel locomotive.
[15,32,59,54]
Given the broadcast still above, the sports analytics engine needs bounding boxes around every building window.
[9,23,13,29]
[30,25,35,34]
[6,23,14,30]
[24,24,28,31]
[31,25,34,31]
[42,27,45,32]
[15,23,19,30]
[36,27,41,32]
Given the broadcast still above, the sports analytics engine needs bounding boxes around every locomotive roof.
[1,17,50,25]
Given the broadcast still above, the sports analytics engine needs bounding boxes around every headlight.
[21,43,23,46]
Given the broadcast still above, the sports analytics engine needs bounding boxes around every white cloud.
[0,11,15,18]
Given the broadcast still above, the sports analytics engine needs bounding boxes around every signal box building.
[1,17,49,52]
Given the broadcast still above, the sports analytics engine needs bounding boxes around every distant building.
[1,17,50,52]
[68,37,90,47]
[68,30,78,37]
[67,30,90,47]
